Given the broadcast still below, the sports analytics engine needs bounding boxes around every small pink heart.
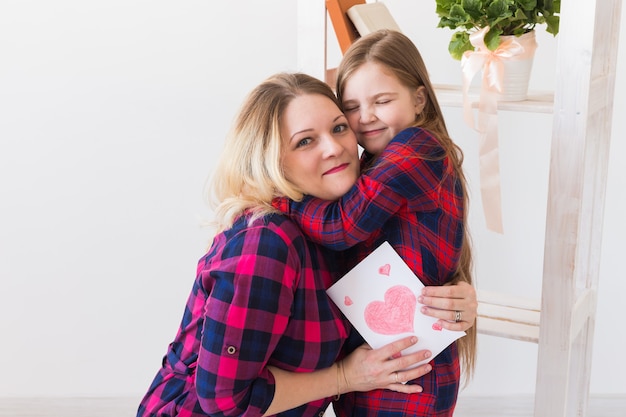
[378,264,391,276]
[344,296,353,306]
[432,322,443,331]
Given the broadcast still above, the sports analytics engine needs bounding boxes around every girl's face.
[281,93,360,201]
[341,61,426,157]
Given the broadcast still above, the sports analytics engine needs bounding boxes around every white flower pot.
[495,31,537,101]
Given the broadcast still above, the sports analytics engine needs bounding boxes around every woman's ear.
[413,86,427,115]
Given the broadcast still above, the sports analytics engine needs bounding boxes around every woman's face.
[341,61,426,157]
[281,93,360,201]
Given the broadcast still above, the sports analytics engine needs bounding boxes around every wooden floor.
[0,395,624,416]
[0,397,139,417]
[454,395,626,417]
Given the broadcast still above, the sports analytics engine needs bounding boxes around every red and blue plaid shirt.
[276,127,465,416]
[137,214,351,417]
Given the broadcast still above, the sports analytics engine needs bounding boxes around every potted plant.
[435,0,560,60]
[434,2,560,232]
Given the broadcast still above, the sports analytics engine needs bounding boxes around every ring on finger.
[454,310,462,322]
[394,371,399,383]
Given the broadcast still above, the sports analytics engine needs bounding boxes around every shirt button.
[318,412,325,417]
[226,346,237,355]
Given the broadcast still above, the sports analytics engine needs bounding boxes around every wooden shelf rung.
[434,83,555,114]
[476,290,541,343]
[477,316,540,343]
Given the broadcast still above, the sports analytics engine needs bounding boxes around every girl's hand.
[419,281,477,332]
[340,336,432,394]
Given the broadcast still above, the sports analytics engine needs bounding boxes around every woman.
[137,73,476,417]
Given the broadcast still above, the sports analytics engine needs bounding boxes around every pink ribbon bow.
[459,27,537,233]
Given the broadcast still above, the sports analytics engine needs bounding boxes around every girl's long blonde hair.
[337,29,476,382]
[208,72,341,233]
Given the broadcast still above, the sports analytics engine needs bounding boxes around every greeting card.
[327,241,465,369]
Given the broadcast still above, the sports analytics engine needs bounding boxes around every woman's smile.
[323,162,350,176]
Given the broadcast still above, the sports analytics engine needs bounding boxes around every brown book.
[326,0,365,53]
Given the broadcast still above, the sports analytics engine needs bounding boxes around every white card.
[327,241,465,369]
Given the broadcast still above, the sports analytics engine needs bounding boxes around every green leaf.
[544,15,559,35]
[436,0,457,10]
[484,27,503,50]
[486,0,512,21]
[517,0,537,11]
[461,0,483,20]
[449,31,474,60]
[449,3,471,26]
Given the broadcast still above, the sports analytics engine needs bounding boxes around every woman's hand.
[419,281,477,332]
[340,336,432,394]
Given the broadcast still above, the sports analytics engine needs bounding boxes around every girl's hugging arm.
[272,127,452,250]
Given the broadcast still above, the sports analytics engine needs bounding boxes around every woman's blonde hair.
[337,30,476,382]
[208,72,341,232]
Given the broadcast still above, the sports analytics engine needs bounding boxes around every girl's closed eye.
[342,103,359,113]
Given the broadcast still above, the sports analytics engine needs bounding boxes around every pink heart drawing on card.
[344,296,353,306]
[378,264,391,276]
[364,285,416,335]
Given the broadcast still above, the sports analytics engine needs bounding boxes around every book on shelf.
[346,2,401,36]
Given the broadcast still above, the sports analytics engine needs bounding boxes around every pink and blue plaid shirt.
[276,127,465,417]
[137,214,351,417]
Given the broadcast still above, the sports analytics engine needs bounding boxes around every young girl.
[275,30,476,416]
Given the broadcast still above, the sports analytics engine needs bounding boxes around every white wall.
[0,0,624,404]
[0,0,299,398]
